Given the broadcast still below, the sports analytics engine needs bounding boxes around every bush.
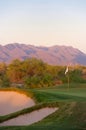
[0,75,10,87]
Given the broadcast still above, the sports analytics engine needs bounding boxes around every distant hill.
[0,43,86,65]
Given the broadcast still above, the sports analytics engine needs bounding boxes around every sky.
[0,0,86,53]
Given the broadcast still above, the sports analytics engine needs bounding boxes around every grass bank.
[0,102,85,130]
[0,84,86,130]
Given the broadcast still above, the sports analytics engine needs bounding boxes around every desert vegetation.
[0,58,86,88]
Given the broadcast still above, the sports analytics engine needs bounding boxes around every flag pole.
[67,73,70,90]
[65,66,69,90]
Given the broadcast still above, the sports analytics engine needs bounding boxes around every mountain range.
[0,43,86,65]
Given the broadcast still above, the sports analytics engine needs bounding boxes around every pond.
[0,107,58,126]
[0,91,35,115]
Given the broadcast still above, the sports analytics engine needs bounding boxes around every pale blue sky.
[0,0,86,52]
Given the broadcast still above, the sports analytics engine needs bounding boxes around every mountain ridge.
[0,43,86,65]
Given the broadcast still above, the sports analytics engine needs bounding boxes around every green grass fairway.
[31,85,86,102]
[0,84,86,130]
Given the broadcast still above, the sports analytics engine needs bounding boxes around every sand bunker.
[0,107,58,126]
[0,91,35,115]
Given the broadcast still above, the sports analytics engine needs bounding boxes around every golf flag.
[65,66,68,75]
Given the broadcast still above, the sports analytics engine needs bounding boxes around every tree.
[6,59,24,83]
[0,74,10,87]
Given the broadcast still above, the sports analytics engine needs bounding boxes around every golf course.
[0,83,86,130]
[1,0,86,129]
[0,59,86,129]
